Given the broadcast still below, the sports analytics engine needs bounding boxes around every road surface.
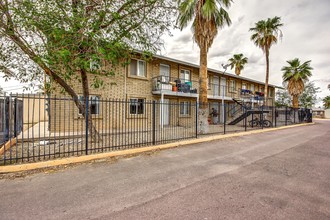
[0,120,329,220]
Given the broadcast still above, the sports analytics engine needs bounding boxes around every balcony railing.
[152,76,199,94]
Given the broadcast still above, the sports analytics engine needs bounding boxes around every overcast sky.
[160,0,330,106]
[1,0,329,106]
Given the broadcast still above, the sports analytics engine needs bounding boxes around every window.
[250,84,255,92]
[229,80,236,92]
[130,59,146,77]
[160,64,170,82]
[180,101,190,116]
[129,98,145,115]
[269,88,273,97]
[180,69,191,83]
[260,87,264,92]
[242,83,247,90]
[78,95,100,115]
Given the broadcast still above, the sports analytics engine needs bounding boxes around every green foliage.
[177,0,232,50]
[298,82,320,108]
[275,89,292,107]
[282,58,313,83]
[323,96,330,109]
[249,17,283,52]
[281,58,313,97]
[228,53,248,75]
[276,82,320,108]
[0,0,176,94]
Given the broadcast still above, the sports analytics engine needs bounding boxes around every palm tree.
[177,0,232,133]
[281,58,313,108]
[228,54,248,76]
[249,17,283,104]
[323,96,330,109]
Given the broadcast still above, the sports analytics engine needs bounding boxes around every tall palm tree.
[177,0,232,133]
[249,16,283,104]
[281,58,313,108]
[228,53,248,76]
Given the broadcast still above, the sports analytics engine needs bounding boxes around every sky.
[1,0,329,106]
[160,0,330,107]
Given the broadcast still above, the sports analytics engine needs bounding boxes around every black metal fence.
[0,94,312,165]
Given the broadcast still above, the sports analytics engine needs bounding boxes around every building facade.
[49,54,276,132]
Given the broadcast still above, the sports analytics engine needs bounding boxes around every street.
[0,120,329,220]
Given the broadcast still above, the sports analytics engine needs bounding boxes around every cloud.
[161,0,330,101]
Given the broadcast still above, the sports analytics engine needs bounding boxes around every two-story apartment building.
[49,54,276,132]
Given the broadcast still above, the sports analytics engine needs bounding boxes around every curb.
[0,123,314,174]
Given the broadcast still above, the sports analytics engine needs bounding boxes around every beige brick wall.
[49,56,275,132]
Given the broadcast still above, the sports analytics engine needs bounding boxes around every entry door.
[162,99,170,126]
[220,77,226,97]
[214,76,219,96]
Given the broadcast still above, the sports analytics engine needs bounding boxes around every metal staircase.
[228,98,269,125]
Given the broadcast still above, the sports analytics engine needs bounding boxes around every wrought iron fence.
[0,94,312,165]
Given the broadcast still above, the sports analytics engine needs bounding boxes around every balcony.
[207,84,239,100]
[152,76,199,98]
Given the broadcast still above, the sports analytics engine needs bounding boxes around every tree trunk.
[292,95,299,109]
[198,47,209,134]
[264,48,270,106]
[5,11,102,145]
[80,68,102,143]
[235,67,240,76]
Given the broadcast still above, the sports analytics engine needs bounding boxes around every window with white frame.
[229,80,236,92]
[180,101,190,116]
[160,64,170,82]
[78,95,100,115]
[180,69,191,82]
[129,98,145,115]
[130,59,146,77]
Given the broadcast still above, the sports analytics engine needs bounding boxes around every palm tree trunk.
[292,95,299,109]
[264,48,270,106]
[198,46,209,134]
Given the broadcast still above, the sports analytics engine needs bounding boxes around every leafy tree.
[228,53,248,76]
[0,0,176,141]
[323,96,330,109]
[298,81,320,108]
[177,0,232,133]
[281,58,313,108]
[275,89,291,107]
[249,17,283,103]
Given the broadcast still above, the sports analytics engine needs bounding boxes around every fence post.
[275,106,277,127]
[152,100,156,145]
[244,107,247,132]
[224,103,226,134]
[195,102,198,138]
[285,106,288,126]
[85,96,89,155]
[261,105,264,129]
[294,108,296,124]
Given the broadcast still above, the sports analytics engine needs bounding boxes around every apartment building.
[49,54,276,132]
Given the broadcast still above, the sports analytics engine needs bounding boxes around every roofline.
[152,53,279,88]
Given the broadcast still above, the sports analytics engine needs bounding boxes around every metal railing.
[0,94,312,165]
[152,76,199,94]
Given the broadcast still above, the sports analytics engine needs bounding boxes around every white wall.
[325,109,330,119]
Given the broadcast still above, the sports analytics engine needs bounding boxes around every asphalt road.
[0,120,329,220]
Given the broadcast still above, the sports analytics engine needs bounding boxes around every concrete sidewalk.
[0,123,312,173]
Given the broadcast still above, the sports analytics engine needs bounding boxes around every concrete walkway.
[0,120,329,220]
